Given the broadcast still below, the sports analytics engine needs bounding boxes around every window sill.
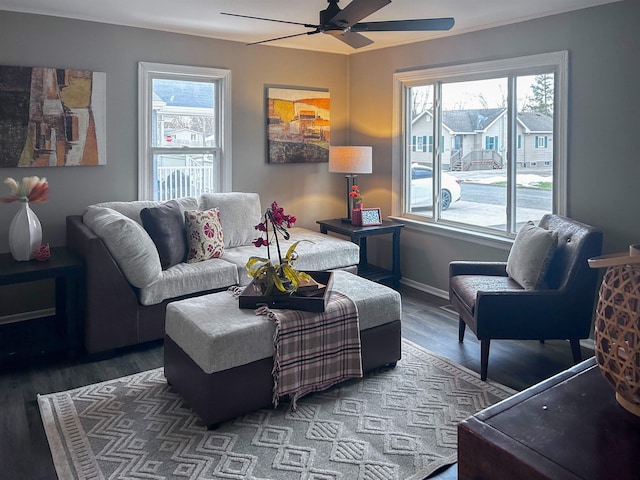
[389,215,513,251]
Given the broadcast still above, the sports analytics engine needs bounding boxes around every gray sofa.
[66,192,359,354]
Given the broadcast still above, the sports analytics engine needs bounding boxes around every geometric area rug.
[38,339,515,480]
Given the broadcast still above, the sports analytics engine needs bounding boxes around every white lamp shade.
[329,146,373,174]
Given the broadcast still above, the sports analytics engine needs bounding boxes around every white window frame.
[138,62,232,200]
[391,51,568,245]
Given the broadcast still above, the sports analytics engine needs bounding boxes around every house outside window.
[138,62,232,201]
[392,51,567,238]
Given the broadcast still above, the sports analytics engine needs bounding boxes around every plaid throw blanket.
[256,291,362,409]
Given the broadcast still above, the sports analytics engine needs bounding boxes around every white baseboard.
[399,277,449,300]
[0,308,56,325]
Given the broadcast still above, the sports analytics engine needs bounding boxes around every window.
[138,62,231,201]
[536,135,548,148]
[392,51,567,239]
[485,136,499,151]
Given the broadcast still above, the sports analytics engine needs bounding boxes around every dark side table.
[458,357,640,480]
[317,219,405,288]
[0,247,84,360]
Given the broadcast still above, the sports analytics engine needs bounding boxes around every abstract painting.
[0,65,106,167]
[267,86,330,164]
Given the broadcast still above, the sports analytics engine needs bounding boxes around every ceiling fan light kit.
[221,0,454,49]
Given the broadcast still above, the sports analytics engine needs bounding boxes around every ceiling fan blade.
[246,31,319,46]
[326,30,373,49]
[329,0,391,28]
[352,18,455,32]
[221,12,318,29]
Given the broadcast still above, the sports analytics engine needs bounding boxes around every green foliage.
[523,74,554,116]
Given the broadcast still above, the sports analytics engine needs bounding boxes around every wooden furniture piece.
[0,247,83,360]
[458,357,640,480]
[449,214,603,380]
[317,218,405,288]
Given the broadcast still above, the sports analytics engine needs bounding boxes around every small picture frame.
[360,207,382,226]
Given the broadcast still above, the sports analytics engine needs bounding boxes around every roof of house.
[442,108,505,133]
[413,108,553,134]
[517,111,553,132]
[152,79,214,109]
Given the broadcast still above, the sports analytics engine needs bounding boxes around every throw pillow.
[83,206,162,288]
[140,200,187,270]
[199,192,262,248]
[184,209,224,263]
[506,221,558,290]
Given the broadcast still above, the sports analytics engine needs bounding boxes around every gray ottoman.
[164,270,402,428]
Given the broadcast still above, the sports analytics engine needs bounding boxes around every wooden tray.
[239,271,333,312]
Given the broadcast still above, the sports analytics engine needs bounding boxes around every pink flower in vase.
[349,185,363,209]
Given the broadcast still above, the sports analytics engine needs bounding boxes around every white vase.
[9,201,42,261]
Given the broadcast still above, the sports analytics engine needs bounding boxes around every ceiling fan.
[221,0,455,49]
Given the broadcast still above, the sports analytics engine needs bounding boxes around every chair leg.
[458,319,466,343]
[569,339,582,364]
[480,339,490,381]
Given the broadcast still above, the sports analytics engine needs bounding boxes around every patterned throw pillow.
[184,209,224,263]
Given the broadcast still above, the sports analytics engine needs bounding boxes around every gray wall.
[0,1,638,308]
[0,11,350,253]
[349,0,640,294]
[0,11,349,315]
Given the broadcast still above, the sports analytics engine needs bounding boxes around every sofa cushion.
[506,221,558,289]
[221,227,361,286]
[140,200,187,270]
[184,209,225,263]
[93,197,199,224]
[199,192,262,248]
[83,206,162,288]
[138,258,239,306]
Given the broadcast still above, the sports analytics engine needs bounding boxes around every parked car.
[410,164,461,210]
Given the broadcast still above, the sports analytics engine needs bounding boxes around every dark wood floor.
[0,286,594,480]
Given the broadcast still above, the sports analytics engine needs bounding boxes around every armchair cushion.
[450,275,522,315]
[506,221,558,289]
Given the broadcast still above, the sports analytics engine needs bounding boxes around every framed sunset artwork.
[266,86,330,164]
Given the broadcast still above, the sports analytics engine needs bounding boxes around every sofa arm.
[449,261,508,277]
[66,215,141,354]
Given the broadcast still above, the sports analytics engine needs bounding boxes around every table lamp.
[329,146,372,223]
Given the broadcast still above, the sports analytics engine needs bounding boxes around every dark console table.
[458,356,640,480]
[317,219,404,287]
[0,247,83,360]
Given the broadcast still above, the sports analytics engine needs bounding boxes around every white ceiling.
[0,0,621,55]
